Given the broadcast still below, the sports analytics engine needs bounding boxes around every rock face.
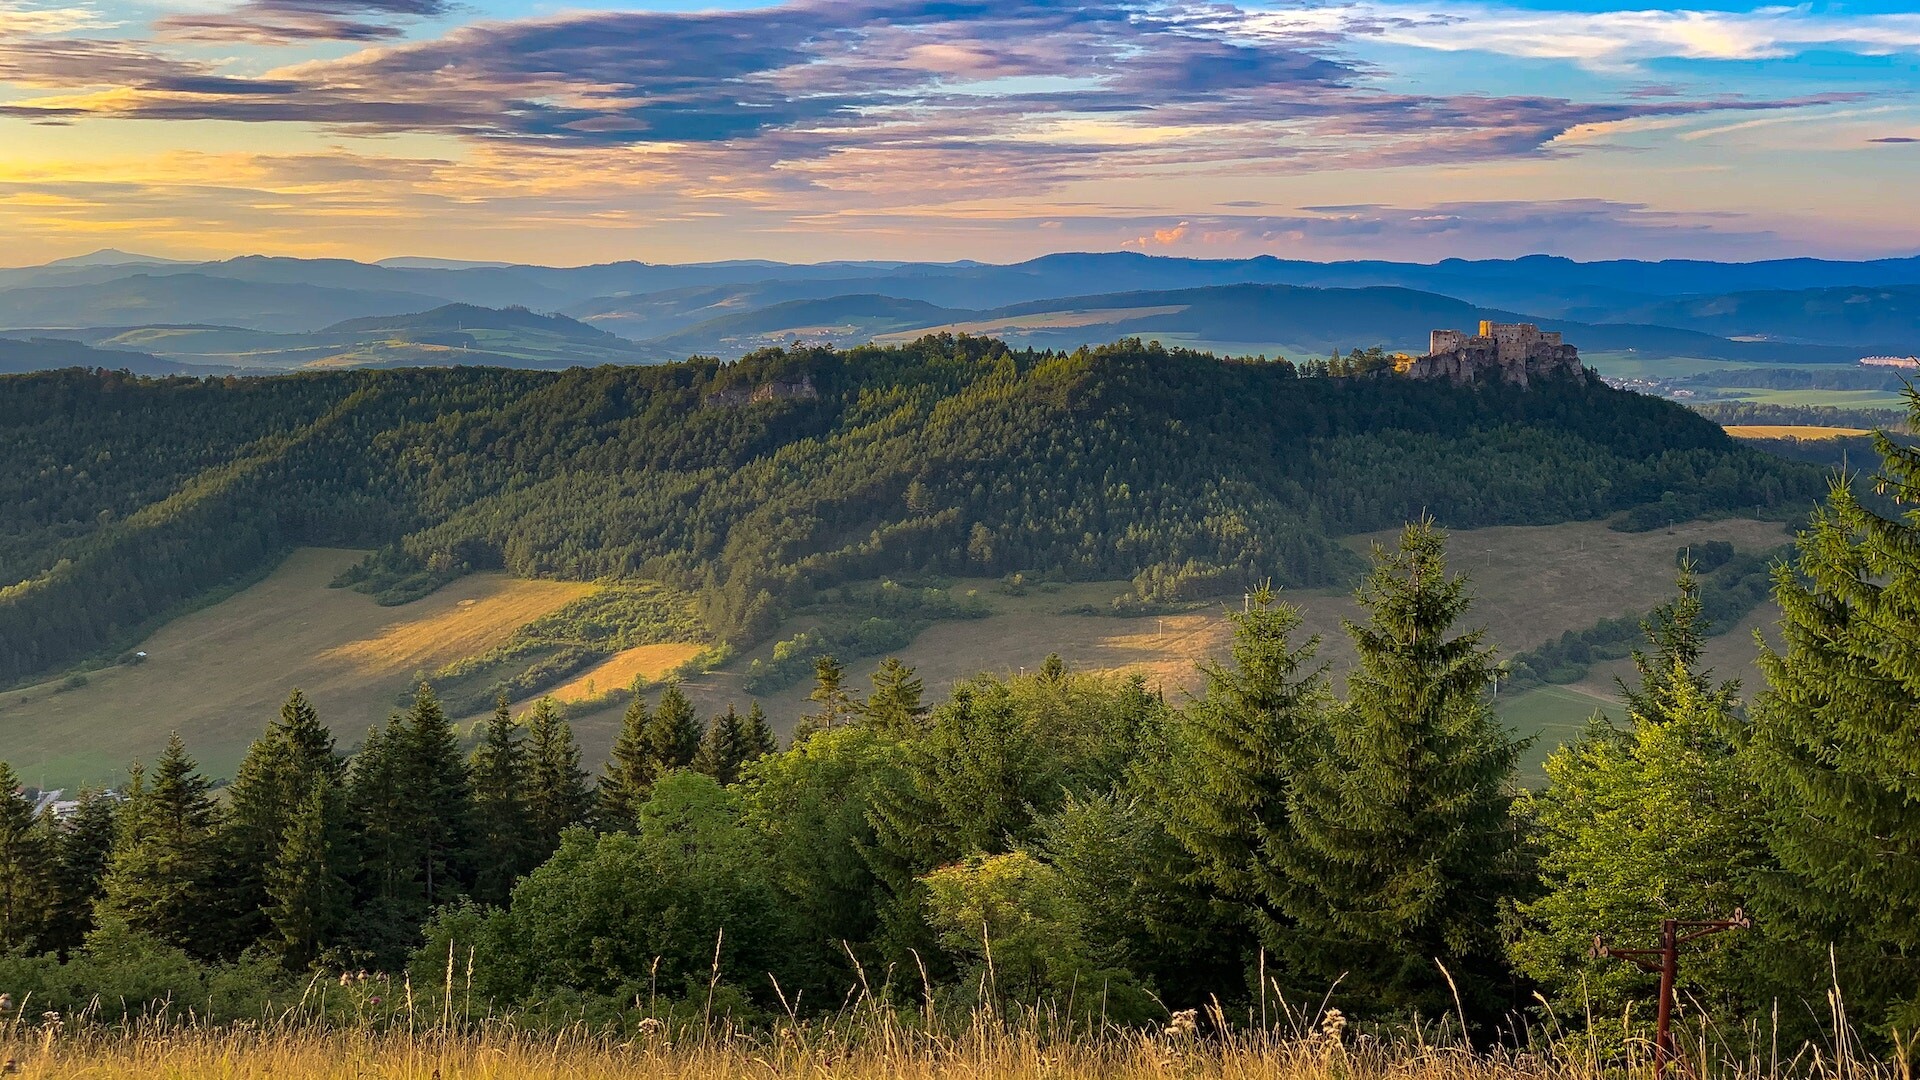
[1400,322,1583,387]
[703,374,820,408]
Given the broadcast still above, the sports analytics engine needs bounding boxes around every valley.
[0,517,1791,789]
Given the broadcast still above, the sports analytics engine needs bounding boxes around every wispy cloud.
[1254,2,1920,70]
[154,0,449,43]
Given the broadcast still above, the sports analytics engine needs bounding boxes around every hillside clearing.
[1724,424,1874,439]
[542,642,708,705]
[0,549,593,786]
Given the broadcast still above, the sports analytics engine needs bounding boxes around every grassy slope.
[0,549,593,786]
[3,518,1792,789]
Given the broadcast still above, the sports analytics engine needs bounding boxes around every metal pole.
[1655,919,1678,1080]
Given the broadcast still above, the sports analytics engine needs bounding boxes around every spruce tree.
[1513,569,1767,1022]
[1744,394,1920,1026]
[345,685,475,962]
[862,658,928,736]
[399,683,472,909]
[469,696,532,905]
[743,702,779,760]
[0,760,53,949]
[599,694,653,832]
[98,734,223,955]
[45,788,116,954]
[693,706,751,785]
[525,696,590,856]
[1157,586,1329,926]
[645,682,702,775]
[266,776,351,969]
[806,656,855,732]
[1279,521,1522,1018]
[222,688,342,951]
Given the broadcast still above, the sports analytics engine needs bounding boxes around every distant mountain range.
[0,249,1916,373]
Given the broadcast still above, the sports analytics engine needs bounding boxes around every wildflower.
[339,973,352,986]
[638,1017,665,1037]
[1319,1008,1347,1044]
[1163,1008,1199,1039]
[368,996,383,1007]
[0,994,10,1013]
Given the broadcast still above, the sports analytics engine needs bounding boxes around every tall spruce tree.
[222,688,342,952]
[599,694,653,832]
[1279,521,1523,1018]
[1513,568,1768,1022]
[744,702,779,760]
[0,761,53,949]
[525,696,591,856]
[1744,394,1920,1029]
[97,734,223,955]
[862,658,929,736]
[1157,586,1329,928]
[693,706,752,785]
[469,697,533,905]
[45,788,116,954]
[345,685,475,963]
[266,776,351,969]
[645,682,702,775]
[805,656,855,733]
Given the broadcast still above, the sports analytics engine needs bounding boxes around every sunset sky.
[0,0,1916,265]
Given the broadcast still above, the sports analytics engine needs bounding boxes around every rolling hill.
[0,273,452,332]
[0,336,1828,697]
[1578,285,1920,351]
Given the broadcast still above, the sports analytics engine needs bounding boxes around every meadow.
[0,517,1791,788]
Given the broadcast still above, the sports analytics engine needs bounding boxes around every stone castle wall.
[1403,322,1581,387]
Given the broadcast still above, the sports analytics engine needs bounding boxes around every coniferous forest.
[4,340,1920,1064]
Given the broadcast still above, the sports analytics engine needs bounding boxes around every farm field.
[0,518,1793,789]
[1724,424,1873,438]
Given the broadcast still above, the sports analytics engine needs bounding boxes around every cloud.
[0,1,104,34]
[1871,136,1919,144]
[1254,2,1920,70]
[154,0,448,43]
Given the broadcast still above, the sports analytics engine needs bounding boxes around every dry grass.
[544,642,708,704]
[0,1008,1891,1080]
[318,579,595,672]
[1723,426,1874,440]
[0,550,593,786]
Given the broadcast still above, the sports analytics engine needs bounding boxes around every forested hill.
[0,336,1825,686]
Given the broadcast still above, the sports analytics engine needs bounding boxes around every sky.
[0,0,1916,265]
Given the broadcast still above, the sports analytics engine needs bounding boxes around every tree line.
[3,390,1919,1044]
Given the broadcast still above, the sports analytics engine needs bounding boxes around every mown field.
[0,517,1793,789]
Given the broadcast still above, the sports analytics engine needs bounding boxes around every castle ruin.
[1400,321,1583,387]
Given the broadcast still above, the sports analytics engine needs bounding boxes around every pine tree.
[1157,586,1329,925]
[806,656,855,732]
[0,760,53,949]
[399,684,472,909]
[97,734,223,954]
[1513,571,1767,1023]
[598,694,653,832]
[743,702,779,761]
[645,682,702,775]
[1279,521,1523,1018]
[525,696,590,856]
[345,685,475,963]
[266,776,351,969]
[222,688,342,952]
[862,658,928,736]
[693,706,751,785]
[44,789,116,954]
[1744,393,1920,1026]
[469,696,532,905]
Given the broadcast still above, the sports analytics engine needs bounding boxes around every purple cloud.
[156,0,451,43]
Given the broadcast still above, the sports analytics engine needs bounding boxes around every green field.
[1714,388,1913,409]
[1497,684,1613,782]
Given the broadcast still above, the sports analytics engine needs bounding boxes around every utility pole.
[1593,910,1751,1080]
